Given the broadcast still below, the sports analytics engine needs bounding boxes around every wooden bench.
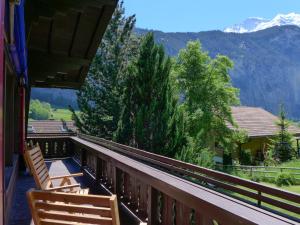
[27,189,120,225]
[24,143,89,194]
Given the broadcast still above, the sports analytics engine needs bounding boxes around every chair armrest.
[46,184,80,191]
[50,173,83,180]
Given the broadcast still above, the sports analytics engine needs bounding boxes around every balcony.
[8,133,300,225]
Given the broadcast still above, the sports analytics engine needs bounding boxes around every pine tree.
[70,2,139,139]
[116,33,185,156]
[268,104,295,162]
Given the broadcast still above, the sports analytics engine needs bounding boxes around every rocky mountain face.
[136,25,300,119]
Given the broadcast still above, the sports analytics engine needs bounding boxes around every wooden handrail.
[71,136,298,225]
[78,134,300,218]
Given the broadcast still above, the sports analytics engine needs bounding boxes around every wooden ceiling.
[25,0,117,89]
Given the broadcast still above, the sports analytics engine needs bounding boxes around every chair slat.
[32,191,111,207]
[35,202,112,217]
[29,146,42,156]
[38,211,113,225]
[36,164,48,177]
[40,219,80,225]
[33,158,45,171]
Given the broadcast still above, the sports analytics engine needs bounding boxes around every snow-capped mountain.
[224,13,300,33]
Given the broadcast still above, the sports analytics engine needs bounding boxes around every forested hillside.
[31,88,78,109]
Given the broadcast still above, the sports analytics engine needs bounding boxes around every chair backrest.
[27,189,120,225]
[24,144,52,190]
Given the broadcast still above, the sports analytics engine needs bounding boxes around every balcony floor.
[9,158,137,225]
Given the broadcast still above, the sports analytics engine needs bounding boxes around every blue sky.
[124,0,300,32]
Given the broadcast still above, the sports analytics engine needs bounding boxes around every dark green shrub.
[275,173,295,186]
[239,149,252,165]
[261,175,275,183]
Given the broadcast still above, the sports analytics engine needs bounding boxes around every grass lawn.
[260,182,300,194]
[279,159,300,168]
[51,108,79,121]
[224,181,300,220]
[219,162,300,220]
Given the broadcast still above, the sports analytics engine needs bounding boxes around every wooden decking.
[9,158,137,225]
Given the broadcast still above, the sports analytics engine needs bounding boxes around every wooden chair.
[24,143,89,194]
[27,189,120,225]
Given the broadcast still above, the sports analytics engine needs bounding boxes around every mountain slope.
[137,26,300,119]
[33,25,300,120]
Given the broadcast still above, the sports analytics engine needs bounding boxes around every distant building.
[27,120,77,135]
[228,106,300,162]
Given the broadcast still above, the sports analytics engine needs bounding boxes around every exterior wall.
[241,137,270,162]
[0,0,5,223]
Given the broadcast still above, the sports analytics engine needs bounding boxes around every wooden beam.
[86,5,116,58]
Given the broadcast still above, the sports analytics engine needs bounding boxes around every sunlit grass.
[51,108,79,121]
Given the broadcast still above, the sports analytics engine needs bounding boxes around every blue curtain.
[8,0,28,85]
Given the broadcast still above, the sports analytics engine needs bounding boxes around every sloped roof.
[28,120,77,134]
[229,106,300,138]
[26,0,117,89]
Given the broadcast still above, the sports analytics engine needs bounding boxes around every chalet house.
[229,106,300,162]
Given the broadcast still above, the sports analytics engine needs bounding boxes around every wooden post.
[4,73,14,166]
[111,164,117,194]
[297,138,300,157]
[18,84,25,155]
[258,191,262,207]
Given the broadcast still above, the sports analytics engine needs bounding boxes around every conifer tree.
[116,33,185,156]
[268,104,296,162]
[71,2,138,139]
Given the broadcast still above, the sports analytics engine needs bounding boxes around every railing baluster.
[96,156,103,183]
[139,182,148,220]
[147,186,159,225]
[111,164,117,193]
[80,148,87,169]
[162,193,173,225]
[115,167,123,196]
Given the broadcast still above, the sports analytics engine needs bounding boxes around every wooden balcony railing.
[27,134,74,158]
[27,133,300,225]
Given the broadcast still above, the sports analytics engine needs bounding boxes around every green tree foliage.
[174,41,242,167]
[71,2,138,138]
[29,99,52,120]
[173,41,240,152]
[116,33,186,156]
[268,104,296,163]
